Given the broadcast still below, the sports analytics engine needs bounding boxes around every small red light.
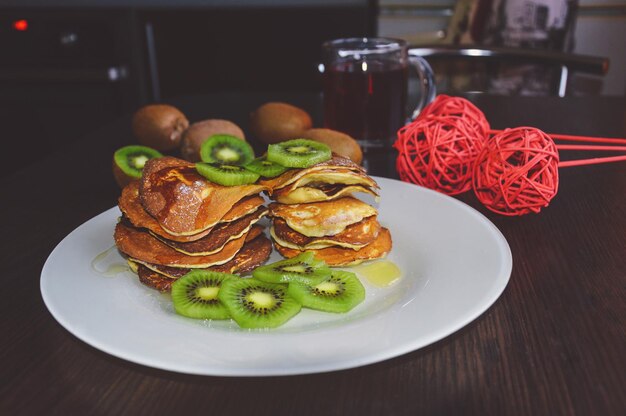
[13,19,28,31]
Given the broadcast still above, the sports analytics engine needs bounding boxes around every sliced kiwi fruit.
[181,119,245,162]
[199,134,254,165]
[244,156,289,178]
[196,162,260,186]
[267,138,331,168]
[252,251,331,285]
[113,145,162,187]
[287,270,365,313]
[218,278,301,328]
[170,270,235,319]
[302,128,363,165]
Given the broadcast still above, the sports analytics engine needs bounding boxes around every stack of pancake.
[261,155,392,266]
[114,157,272,291]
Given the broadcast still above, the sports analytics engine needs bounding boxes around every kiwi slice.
[267,138,331,168]
[200,134,254,165]
[244,156,289,178]
[287,270,365,313]
[218,278,301,328]
[114,145,162,178]
[170,270,235,319]
[252,252,331,285]
[196,162,260,186]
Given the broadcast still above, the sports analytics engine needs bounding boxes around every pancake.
[130,225,264,277]
[270,216,380,250]
[129,259,188,280]
[134,263,175,292]
[269,197,377,237]
[114,220,257,268]
[153,206,267,255]
[260,154,365,192]
[274,227,392,266]
[274,184,379,204]
[139,157,266,236]
[119,181,265,242]
[131,233,273,292]
[276,169,378,194]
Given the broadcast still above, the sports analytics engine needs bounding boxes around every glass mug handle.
[407,54,437,121]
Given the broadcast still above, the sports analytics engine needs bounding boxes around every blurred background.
[379,0,624,96]
[0,0,623,175]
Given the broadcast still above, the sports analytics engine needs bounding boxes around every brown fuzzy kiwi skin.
[250,102,313,144]
[132,104,189,151]
[180,119,246,162]
[301,128,363,165]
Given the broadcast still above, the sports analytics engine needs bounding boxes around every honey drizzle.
[354,260,402,288]
[91,245,129,277]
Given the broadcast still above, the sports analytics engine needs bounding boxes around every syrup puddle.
[91,245,129,277]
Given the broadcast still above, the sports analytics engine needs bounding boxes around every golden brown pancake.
[274,227,392,266]
[119,181,265,242]
[131,233,273,292]
[114,220,255,268]
[275,169,378,194]
[270,216,380,250]
[269,197,378,237]
[259,154,365,192]
[274,184,379,204]
[129,226,264,277]
[129,259,188,279]
[153,206,267,255]
[135,265,175,292]
[139,157,266,236]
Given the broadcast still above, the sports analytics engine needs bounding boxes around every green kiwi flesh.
[200,134,254,165]
[114,145,162,178]
[244,156,289,178]
[287,270,365,313]
[196,162,260,186]
[252,251,331,285]
[171,270,235,319]
[218,278,301,328]
[267,138,331,168]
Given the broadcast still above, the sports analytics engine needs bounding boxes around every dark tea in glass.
[323,61,408,149]
[322,38,435,150]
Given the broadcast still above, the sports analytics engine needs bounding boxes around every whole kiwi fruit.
[301,128,363,165]
[132,104,189,151]
[181,119,245,162]
[250,102,312,144]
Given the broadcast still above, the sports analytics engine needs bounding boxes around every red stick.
[489,129,626,145]
[550,133,626,145]
[556,144,626,152]
[489,129,626,168]
[559,155,626,168]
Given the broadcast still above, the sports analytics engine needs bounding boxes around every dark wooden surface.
[1,93,625,415]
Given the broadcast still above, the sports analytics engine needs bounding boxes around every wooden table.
[2,93,624,415]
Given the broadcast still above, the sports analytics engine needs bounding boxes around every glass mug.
[321,37,436,150]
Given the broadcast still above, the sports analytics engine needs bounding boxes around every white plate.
[41,177,511,376]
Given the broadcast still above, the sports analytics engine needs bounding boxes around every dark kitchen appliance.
[0,9,146,177]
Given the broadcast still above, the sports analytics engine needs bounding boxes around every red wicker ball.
[395,114,486,195]
[473,127,560,216]
[419,94,491,139]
